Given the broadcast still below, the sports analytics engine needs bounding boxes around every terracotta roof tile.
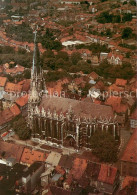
[0,141,24,162]
[0,77,7,87]
[98,164,118,185]
[115,79,127,87]
[20,148,48,165]
[10,104,21,116]
[15,95,28,107]
[121,130,137,163]
[121,176,137,189]
[5,82,22,93]
[130,108,137,120]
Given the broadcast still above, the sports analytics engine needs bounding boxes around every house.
[0,77,7,91]
[58,155,74,173]
[97,164,119,194]
[0,141,24,164]
[115,78,127,88]
[0,105,21,130]
[20,161,45,193]
[4,65,25,76]
[0,163,28,194]
[91,55,99,65]
[5,82,22,94]
[130,108,137,129]
[15,95,28,111]
[20,148,48,166]
[45,152,61,167]
[108,52,123,65]
[120,130,137,177]
[63,158,87,190]
[105,96,128,126]
[100,52,108,61]
[40,166,54,187]
[85,161,101,187]
[88,71,99,80]
[119,176,137,194]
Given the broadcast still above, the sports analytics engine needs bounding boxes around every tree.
[43,58,56,70]
[56,51,69,61]
[55,58,65,69]
[24,69,31,79]
[45,70,69,82]
[12,117,31,140]
[129,0,136,6]
[123,1,127,5]
[90,131,118,163]
[41,28,62,51]
[122,13,132,22]
[42,50,55,59]
[122,27,133,39]
[71,52,81,65]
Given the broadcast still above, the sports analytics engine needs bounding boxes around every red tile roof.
[130,108,137,120]
[121,176,137,189]
[15,95,28,107]
[88,71,99,80]
[10,104,21,116]
[105,96,128,113]
[0,77,7,87]
[65,158,87,185]
[0,141,24,162]
[98,164,117,185]
[20,148,48,165]
[121,130,137,163]
[0,108,14,126]
[5,82,22,93]
[115,79,127,87]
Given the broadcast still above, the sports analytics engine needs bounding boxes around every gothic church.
[27,33,119,149]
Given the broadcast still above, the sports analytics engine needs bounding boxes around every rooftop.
[121,130,137,163]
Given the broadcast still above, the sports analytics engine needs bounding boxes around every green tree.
[122,13,132,22]
[24,69,31,79]
[12,117,31,140]
[71,52,81,65]
[43,58,56,70]
[41,28,62,51]
[55,58,65,69]
[90,131,118,163]
[129,0,136,6]
[122,27,133,39]
[56,51,69,61]
[45,70,69,82]
[42,50,55,59]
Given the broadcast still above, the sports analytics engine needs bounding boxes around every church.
[27,33,120,149]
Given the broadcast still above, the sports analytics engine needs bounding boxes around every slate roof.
[58,155,74,170]
[40,96,114,119]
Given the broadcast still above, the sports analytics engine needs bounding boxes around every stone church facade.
[27,34,120,149]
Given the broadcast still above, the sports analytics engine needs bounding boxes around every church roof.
[40,96,114,119]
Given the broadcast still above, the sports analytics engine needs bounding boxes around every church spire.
[32,31,37,75]
[32,30,42,76]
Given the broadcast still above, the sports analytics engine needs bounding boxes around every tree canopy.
[12,116,31,140]
[90,131,118,163]
[122,27,133,39]
[41,28,62,51]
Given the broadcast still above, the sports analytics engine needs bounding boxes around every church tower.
[27,31,47,131]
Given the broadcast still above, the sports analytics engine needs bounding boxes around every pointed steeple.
[32,31,42,76]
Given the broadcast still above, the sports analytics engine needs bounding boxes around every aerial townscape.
[0,0,136,194]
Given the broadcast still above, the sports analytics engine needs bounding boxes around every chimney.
[107,166,111,177]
